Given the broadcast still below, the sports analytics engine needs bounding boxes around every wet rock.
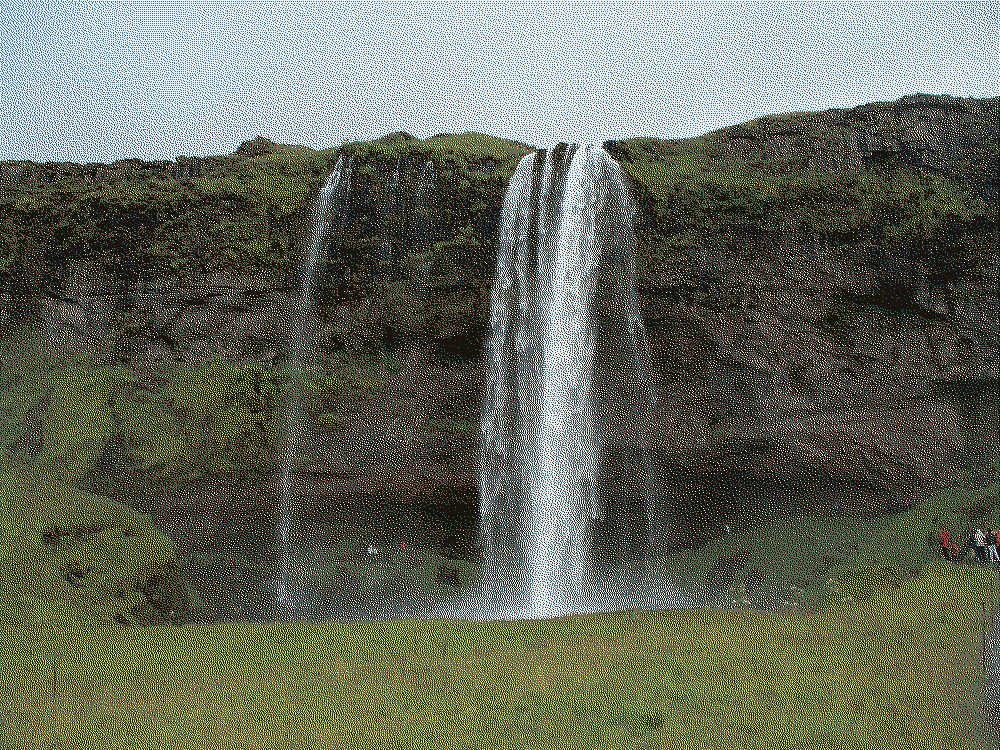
[436,565,460,586]
[706,550,749,591]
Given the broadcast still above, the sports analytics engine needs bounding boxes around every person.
[989,529,999,564]
[963,528,976,564]
[939,528,952,561]
[974,528,987,563]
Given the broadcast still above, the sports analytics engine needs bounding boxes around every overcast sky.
[1,2,997,164]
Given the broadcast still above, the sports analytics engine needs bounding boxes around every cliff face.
[610,94,999,536]
[2,96,998,548]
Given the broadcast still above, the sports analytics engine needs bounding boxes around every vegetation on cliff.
[0,328,392,626]
[605,123,997,308]
[313,132,532,347]
[0,140,337,348]
[2,96,995,360]
[0,328,389,486]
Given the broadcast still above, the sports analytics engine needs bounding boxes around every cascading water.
[479,144,657,619]
[411,159,437,317]
[276,157,344,619]
[382,158,402,278]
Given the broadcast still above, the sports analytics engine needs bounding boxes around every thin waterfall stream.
[276,159,344,618]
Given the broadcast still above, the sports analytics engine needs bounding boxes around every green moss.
[342,132,531,166]
[150,359,286,478]
[616,139,991,293]
[0,337,396,486]
[36,367,122,483]
[322,131,531,336]
[0,144,336,298]
[0,467,190,627]
[0,330,53,467]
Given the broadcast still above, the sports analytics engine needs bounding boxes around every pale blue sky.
[1,2,997,163]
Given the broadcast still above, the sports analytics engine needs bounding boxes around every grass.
[656,510,861,609]
[344,132,532,169]
[2,433,998,747]
[1,558,995,749]
[655,482,1000,612]
[2,474,997,748]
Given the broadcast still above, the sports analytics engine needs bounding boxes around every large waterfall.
[479,144,657,619]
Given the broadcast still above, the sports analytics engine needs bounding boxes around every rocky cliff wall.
[3,97,997,547]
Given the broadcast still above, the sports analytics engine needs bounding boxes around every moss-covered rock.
[1,94,997,551]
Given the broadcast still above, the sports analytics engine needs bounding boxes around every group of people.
[937,524,1000,564]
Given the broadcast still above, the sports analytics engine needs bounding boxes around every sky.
[1,1,997,164]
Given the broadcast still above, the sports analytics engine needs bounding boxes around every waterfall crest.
[480,144,656,619]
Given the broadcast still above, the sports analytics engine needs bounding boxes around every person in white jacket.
[974,528,987,563]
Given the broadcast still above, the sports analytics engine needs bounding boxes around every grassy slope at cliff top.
[0,141,338,277]
[607,135,994,295]
[1,560,995,750]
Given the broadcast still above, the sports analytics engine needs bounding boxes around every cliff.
[1,94,997,553]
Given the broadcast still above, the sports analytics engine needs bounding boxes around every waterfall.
[412,159,436,318]
[276,157,344,619]
[480,144,656,619]
[382,158,402,278]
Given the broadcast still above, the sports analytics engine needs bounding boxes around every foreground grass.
[2,560,995,750]
[3,337,997,748]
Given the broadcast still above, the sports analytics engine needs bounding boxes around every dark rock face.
[4,95,998,549]
[639,248,995,519]
[601,95,1000,542]
[27,263,299,368]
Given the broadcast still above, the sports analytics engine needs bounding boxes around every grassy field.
[2,457,998,748]
[1,558,995,750]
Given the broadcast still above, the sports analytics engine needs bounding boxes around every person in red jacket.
[939,529,952,560]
